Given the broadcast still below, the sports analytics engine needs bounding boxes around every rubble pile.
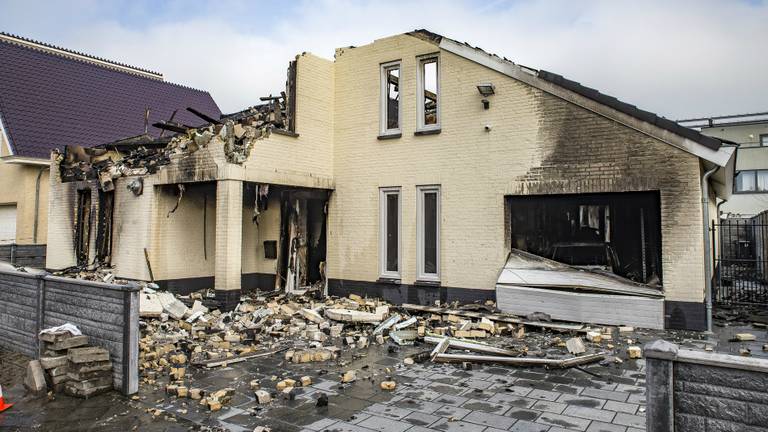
[56,97,292,192]
[31,327,114,398]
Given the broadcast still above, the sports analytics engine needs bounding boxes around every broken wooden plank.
[402,304,586,332]
[424,336,521,357]
[192,347,288,368]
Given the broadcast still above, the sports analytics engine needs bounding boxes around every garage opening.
[507,191,662,286]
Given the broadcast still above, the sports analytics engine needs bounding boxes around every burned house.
[46,30,735,331]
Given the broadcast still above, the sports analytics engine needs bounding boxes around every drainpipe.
[701,164,719,333]
[32,166,49,244]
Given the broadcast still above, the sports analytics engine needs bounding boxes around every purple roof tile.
[0,36,221,158]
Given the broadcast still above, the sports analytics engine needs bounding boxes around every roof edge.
[0,32,164,80]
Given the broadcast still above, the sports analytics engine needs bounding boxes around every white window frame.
[380,61,402,136]
[417,185,441,281]
[416,54,440,132]
[379,187,402,279]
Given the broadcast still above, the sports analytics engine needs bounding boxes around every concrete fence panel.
[0,244,47,268]
[645,339,768,432]
[0,266,139,395]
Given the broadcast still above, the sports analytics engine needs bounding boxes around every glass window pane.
[736,171,756,192]
[386,67,399,130]
[762,135,768,147]
[758,171,768,191]
[386,193,398,272]
[424,192,437,274]
[422,60,438,125]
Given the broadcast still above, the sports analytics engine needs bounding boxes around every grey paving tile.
[626,428,644,432]
[462,410,518,429]
[563,405,615,422]
[556,393,607,409]
[430,383,469,396]
[303,418,339,431]
[603,401,638,415]
[397,388,443,401]
[430,418,487,432]
[460,398,509,414]
[510,420,551,432]
[356,415,412,432]
[532,400,567,414]
[499,385,534,397]
[392,397,443,414]
[349,414,374,425]
[461,378,494,389]
[488,392,537,408]
[404,428,435,432]
[364,403,413,420]
[612,413,645,429]
[324,421,375,432]
[528,389,563,401]
[403,411,441,428]
[506,408,542,422]
[626,393,645,405]
[580,388,629,403]
[536,412,592,431]
[431,393,469,407]
[586,421,627,432]
[433,405,472,420]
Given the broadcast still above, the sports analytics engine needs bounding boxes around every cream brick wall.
[0,161,49,244]
[214,180,243,291]
[328,34,706,303]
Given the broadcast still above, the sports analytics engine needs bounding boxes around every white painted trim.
[417,185,441,282]
[0,155,50,166]
[379,187,402,279]
[0,33,163,80]
[438,38,735,167]
[416,54,441,132]
[0,115,11,156]
[380,61,402,136]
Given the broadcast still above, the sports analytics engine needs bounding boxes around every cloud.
[1,0,766,118]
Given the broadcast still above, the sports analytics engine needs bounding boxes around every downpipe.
[33,166,49,244]
[701,164,719,333]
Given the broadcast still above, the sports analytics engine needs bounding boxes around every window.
[417,186,440,281]
[417,56,439,131]
[734,170,768,192]
[379,187,401,278]
[761,134,768,147]
[380,61,401,135]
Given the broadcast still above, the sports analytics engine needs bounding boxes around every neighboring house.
[46,30,735,331]
[679,112,768,218]
[0,32,221,250]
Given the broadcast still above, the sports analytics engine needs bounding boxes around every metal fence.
[714,216,768,305]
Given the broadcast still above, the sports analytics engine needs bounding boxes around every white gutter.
[438,38,735,168]
[0,155,51,166]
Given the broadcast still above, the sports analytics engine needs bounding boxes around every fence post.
[645,340,678,432]
[122,285,139,395]
[10,243,16,265]
[35,275,46,358]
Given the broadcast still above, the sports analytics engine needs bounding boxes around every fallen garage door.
[496,249,664,329]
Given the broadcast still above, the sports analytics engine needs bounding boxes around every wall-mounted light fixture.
[477,83,495,109]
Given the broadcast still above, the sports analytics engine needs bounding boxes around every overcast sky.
[1,0,766,118]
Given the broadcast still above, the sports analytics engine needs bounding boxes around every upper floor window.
[735,169,768,192]
[417,55,440,131]
[761,134,768,147]
[380,61,401,135]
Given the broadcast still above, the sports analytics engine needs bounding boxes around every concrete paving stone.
[515,379,557,391]
[586,421,627,432]
[505,408,542,422]
[461,378,494,389]
[614,384,644,395]
[463,410,518,429]
[626,394,645,405]
[532,400,568,414]
[563,405,616,422]
[536,413,592,431]
[429,383,469,396]
[626,428,644,432]
[556,394,607,409]
[515,371,548,380]
[324,421,375,432]
[411,378,434,387]
[313,379,342,391]
[405,428,436,432]
[510,420,551,432]
[580,388,629,403]
[432,405,472,420]
[487,393,537,408]
[554,384,584,395]
[426,373,456,382]
[459,388,496,399]
[348,413,373,424]
[499,385,534,397]
[397,388,443,401]
[364,403,413,420]
[356,415,412,432]
[465,371,494,380]
[603,401,638,415]
[429,418,487,432]
[392,397,443,414]
[431,393,469,407]
[460,398,509,414]
[611,413,645,429]
[403,411,441,428]
[303,418,339,431]
[528,389,563,401]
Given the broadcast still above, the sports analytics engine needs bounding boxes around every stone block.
[64,375,113,398]
[24,360,47,393]
[69,360,112,374]
[48,335,89,351]
[68,347,110,364]
[40,355,68,370]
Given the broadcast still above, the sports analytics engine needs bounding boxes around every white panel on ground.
[496,284,664,329]
[0,204,17,244]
